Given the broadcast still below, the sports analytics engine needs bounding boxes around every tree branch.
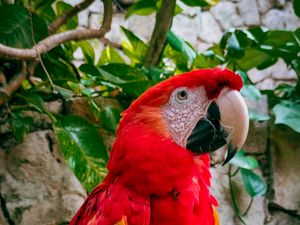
[48,0,95,34]
[0,62,27,106]
[0,0,112,60]
[144,0,176,67]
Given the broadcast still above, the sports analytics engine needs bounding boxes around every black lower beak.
[222,144,237,166]
[186,102,227,154]
[186,117,227,154]
[186,101,238,165]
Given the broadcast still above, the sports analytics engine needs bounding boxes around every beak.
[186,89,249,165]
[216,89,249,165]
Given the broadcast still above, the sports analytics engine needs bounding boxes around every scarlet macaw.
[69,68,249,225]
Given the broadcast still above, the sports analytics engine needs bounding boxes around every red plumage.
[69,68,243,225]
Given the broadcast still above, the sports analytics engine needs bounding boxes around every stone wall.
[0,1,299,225]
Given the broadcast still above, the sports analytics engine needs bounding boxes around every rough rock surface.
[211,165,265,225]
[197,12,223,44]
[210,2,243,30]
[0,130,86,225]
[271,126,300,213]
[244,96,268,153]
[237,0,260,26]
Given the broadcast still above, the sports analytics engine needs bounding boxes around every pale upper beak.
[215,88,249,165]
[186,88,249,165]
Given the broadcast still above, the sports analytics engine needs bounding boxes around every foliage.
[0,0,299,219]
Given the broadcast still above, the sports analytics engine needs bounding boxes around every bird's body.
[70,68,248,225]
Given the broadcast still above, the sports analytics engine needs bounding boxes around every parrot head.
[117,68,248,164]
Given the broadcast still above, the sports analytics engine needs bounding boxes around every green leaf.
[35,54,78,83]
[0,4,48,48]
[273,102,300,133]
[229,150,259,170]
[247,27,269,44]
[193,50,224,69]
[226,32,246,59]
[119,80,157,98]
[249,111,270,122]
[98,68,127,84]
[241,169,266,197]
[35,0,57,22]
[54,115,108,192]
[100,63,148,82]
[293,0,300,18]
[167,30,196,66]
[100,106,122,133]
[97,46,125,66]
[262,30,299,64]
[77,41,95,64]
[16,93,46,113]
[55,85,75,100]
[8,112,34,142]
[80,63,102,77]
[180,0,219,7]
[240,85,261,101]
[121,26,148,64]
[236,70,249,84]
[126,0,157,18]
[235,48,272,71]
[55,1,78,30]
[67,81,83,95]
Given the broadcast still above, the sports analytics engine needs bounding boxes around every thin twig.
[228,165,247,225]
[0,0,112,60]
[144,0,176,67]
[48,0,95,34]
[242,197,253,217]
[0,62,27,106]
[29,0,57,93]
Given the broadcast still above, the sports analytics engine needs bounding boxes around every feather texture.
[69,68,243,225]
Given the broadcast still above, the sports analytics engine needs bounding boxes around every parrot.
[69,68,249,225]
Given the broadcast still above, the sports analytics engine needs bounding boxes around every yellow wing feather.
[213,206,220,225]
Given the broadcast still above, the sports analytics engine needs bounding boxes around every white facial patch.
[163,87,211,147]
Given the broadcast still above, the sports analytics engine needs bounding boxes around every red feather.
[69,68,243,225]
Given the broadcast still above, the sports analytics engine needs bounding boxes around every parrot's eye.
[176,90,188,101]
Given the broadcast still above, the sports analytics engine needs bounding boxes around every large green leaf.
[0,4,48,48]
[235,48,272,71]
[294,0,300,18]
[121,27,148,64]
[273,101,300,133]
[97,46,125,66]
[35,54,78,83]
[100,63,148,81]
[16,93,46,113]
[126,0,157,19]
[80,63,102,77]
[55,1,78,30]
[167,30,196,66]
[225,31,247,59]
[119,80,157,98]
[261,30,299,63]
[229,150,259,170]
[241,169,267,197]
[76,40,95,64]
[54,115,108,192]
[100,106,122,133]
[240,84,261,101]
